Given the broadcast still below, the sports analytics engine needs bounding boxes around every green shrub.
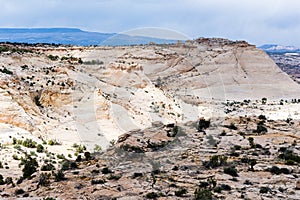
[41,163,55,171]
[278,150,300,164]
[21,156,38,179]
[198,118,210,131]
[47,55,59,61]
[203,155,227,169]
[5,177,13,185]
[224,166,239,177]
[91,179,106,185]
[259,186,270,193]
[15,188,25,195]
[175,188,187,197]
[53,170,65,182]
[194,188,213,200]
[255,124,267,134]
[224,122,238,130]
[0,174,4,185]
[36,144,44,153]
[38,173,51,186]
[145,192,159,199]
[22,138,37,148]
[0,67,13,75]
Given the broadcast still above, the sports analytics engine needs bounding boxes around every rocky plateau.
[0,38,299,199]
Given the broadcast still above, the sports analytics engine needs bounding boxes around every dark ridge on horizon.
[0,28,178,46]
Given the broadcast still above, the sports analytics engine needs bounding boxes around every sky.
[1,0,300,46]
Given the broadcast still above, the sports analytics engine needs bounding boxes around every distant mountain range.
[0,28,177,46]
[259,44,300,53]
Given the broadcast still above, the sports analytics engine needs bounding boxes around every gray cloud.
[0,0,299,46]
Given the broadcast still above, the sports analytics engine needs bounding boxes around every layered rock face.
[0,39,299,149]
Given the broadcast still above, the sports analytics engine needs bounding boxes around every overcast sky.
[1,0,300,46]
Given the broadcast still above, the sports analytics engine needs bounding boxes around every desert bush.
[22,138,36,148]
[53,170,65,182]
[278,149,300,164]
[145,192,159,199]
[107,174,122,180]
[48,139,60,145]
[5,177,13,185]
[267,166,290,175]
[0,174,4,185]
[101,167,113,174]
[248,137,255,148]
[258,114,267,120]
[47,55,59,61]
[224,122,238,130]
[36,144,44,153]
[224,166,239,177]
[259,186,271,193]
[15,188,25,195]
[84,151,91,160]
[194,188,213,200]
[38,173,51,186]
[0,67,13,75]
[41,163,55,171]
[175,188,187,197]
[255,124,267,134]
[20,156,38,179]
[198,118,210,131]
[203,155,227,169]
[91,179,106,185]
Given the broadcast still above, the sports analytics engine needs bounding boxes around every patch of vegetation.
[91,179,106,185]
[254,124,268,134]
[0,67,13,75]
[34,95,42,107]
[53,170,65,182]
[38,173,51,186]
[278,149,300,164]
[101,167,113,174]
[36,144,44,153]
[194,188,213,200]
[41,163,55,171]
[198,118,210,132]
[259,186,271,194]
[258,114,267,120]
[48,139,61,146]
[175,188,187,197]
[20,156,38,179]
[72,143,86,154]
[61,160,77,170]
[0,174,4,185]
[145,192,159,199]
[5,176,13,185]
[47,55,59,61]
[224,166,239,177]
[15,188,25,195]
[203,155,227,169]
[107,174,122,180]
[224,122,238,130]
[248,137,255,148]
[267,166,290,175]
